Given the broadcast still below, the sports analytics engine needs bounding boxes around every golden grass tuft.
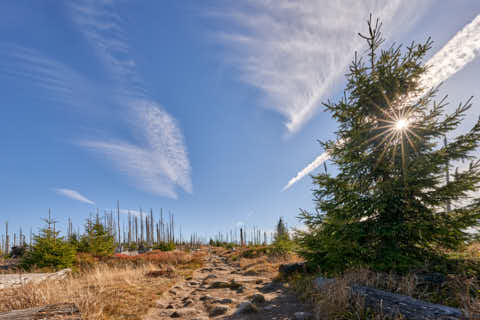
[226,247,302,280]
[0,263,172,319]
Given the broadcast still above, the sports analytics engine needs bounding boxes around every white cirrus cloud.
[81,100,192,198]
[53,188,95,205]
[69,0,192,198]
[215,0,432,133]
[0,43,105,110]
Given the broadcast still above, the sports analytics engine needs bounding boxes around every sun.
[364,101,421,173]
[395,118,410,131]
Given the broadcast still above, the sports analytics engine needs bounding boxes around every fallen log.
[0,303,81,320]
[313,277,471,319]
[352,285,469,320]
[0,268,71,290]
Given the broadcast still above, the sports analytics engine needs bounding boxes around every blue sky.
[1,1,480,240]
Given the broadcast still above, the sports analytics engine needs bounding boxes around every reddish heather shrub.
[112,250,203,267]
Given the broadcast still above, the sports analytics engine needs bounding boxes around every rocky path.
[144,253,313,320]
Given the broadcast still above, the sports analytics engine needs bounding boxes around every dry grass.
[236,255,301,277]
[0,258,21,274]
[222,246,303,279]
[0,250,206,319]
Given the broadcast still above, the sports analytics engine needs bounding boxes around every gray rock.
[169,308,197,318]
[313,277,335,290]
[235,302,258,314]
[263,305,275,311]
[209,305,229,317]
[294,311,314,320]
[260,282,277,293]
[209,281,229,288]
[200,295,214,301]
[216,298,234,304]
[249,293,266,304]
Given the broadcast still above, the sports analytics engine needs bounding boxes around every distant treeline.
[0,202,275,257]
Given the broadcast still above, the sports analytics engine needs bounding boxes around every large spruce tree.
[297,18,480,273]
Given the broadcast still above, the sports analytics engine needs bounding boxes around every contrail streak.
[283,152,331,191]
[420,14,480,90]
[283,14,480,191]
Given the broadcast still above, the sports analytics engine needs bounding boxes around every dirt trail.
[144,252,313,320]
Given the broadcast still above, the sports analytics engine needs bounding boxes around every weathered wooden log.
[351,285,468,320]
[0,269,71,290]
[0,303,81,320]
[313,276,470,320]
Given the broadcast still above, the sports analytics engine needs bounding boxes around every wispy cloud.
[1,0,192,200]
[69,0,145,101]
[69,0,192,198]
[215,1,432,133]
[283,14,480,190]
[81,101,192,198]
[0,43,103,109]
[53,188,95,205]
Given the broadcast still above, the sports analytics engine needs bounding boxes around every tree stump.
[0,303,81,319]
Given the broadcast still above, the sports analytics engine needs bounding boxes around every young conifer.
[298,17,480,273]
[21,215,76,270]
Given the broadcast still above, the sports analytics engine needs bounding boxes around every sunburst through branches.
[367,99,421,175]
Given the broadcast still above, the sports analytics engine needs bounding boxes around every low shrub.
[153,241,176,252]
[112,250,204,268]
[75,252,97,270]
